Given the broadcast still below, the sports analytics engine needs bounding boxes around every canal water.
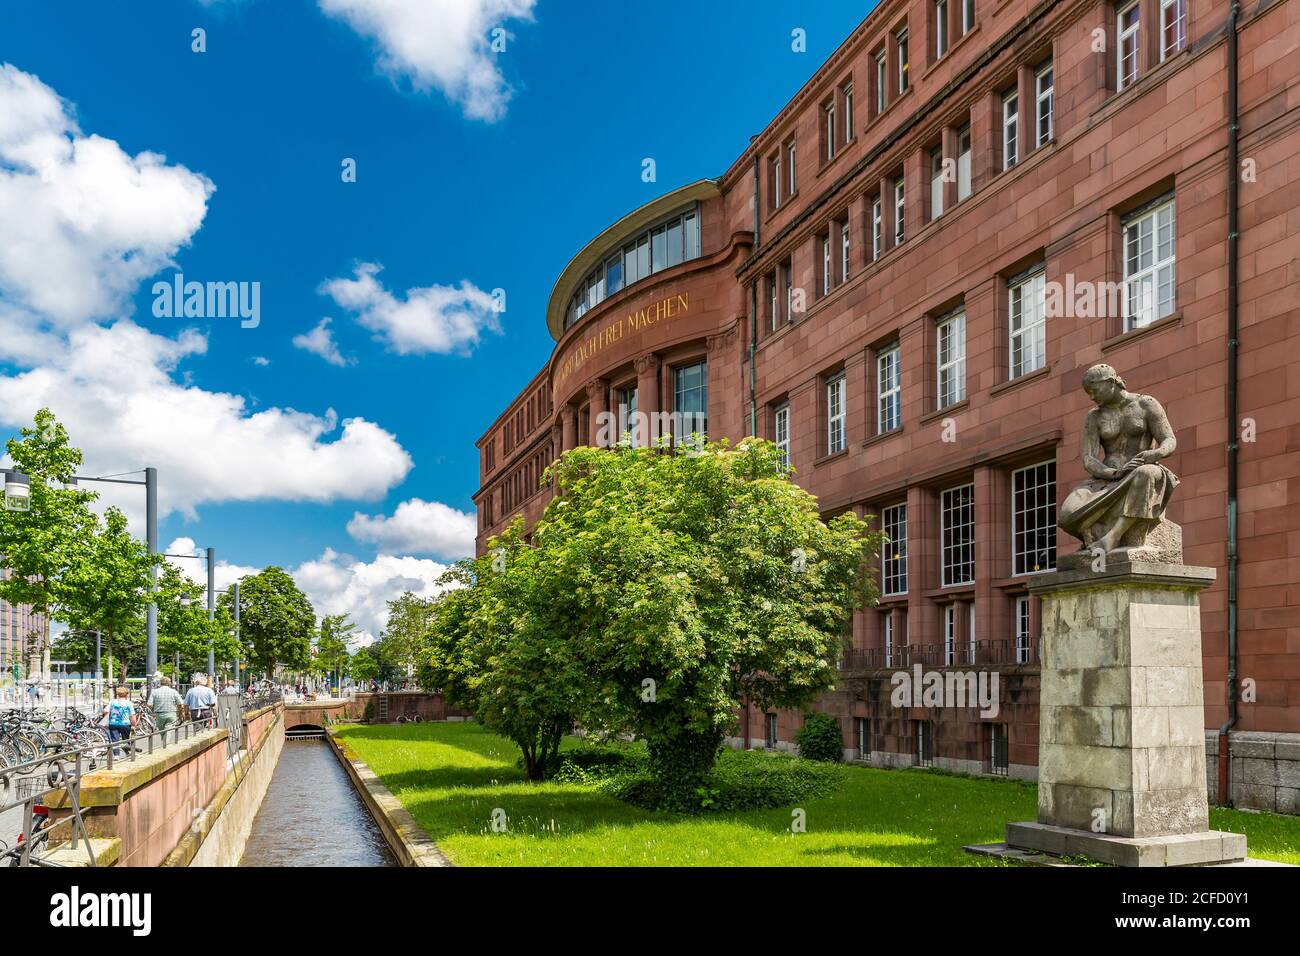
[239,739,397,867]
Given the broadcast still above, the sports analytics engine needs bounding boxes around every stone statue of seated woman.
[1058,364,1183,566]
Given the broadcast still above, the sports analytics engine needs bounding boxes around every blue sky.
[0,0,877,635]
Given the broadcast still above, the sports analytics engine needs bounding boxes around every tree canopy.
[220,566,314,678]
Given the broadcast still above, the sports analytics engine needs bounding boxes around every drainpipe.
[1217,1,1241,808]
[749,144,761,437]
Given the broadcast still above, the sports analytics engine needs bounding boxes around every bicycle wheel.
[0,740,17,769]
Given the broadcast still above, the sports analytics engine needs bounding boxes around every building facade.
[0,569,47,684]
[475,0,1300,810]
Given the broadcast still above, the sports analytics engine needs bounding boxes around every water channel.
[238,739,397,867]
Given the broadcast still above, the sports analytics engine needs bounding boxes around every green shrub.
[794,713,844,762]
[519,742,647,782]
[606,747,844,813]
[362,701,374,723]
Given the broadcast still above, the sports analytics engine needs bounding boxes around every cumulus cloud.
[294,548,455,642]
[0,63,214,348]
[347,497,475,559]
[320,262,500,356]
[317,0,535,121]
[292,317,352,366]
[164,536,260,594]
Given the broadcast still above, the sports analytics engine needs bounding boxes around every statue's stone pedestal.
[1005,560,1247,867]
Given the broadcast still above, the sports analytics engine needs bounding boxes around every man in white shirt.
[184,676,218,724]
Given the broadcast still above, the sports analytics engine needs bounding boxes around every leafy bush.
[518,742,647,782]
[794,713,844,762]
[362,701,374,723]
[605,747,844,813]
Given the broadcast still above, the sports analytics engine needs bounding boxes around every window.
[827,374,847,455]
[774,403,790,470]
[1013,461,1057,575]
[840,219,851,283]
[765,713,779,748]
[897,28,910,94]
[941,484,975,586]
[824,100,837,162]
[962,0,975,33]
[990,723,1009,775]
[935,0,949,58]
[1123,198,1176,330]
[957,124,972,200]
[842,82,854,143]
[1002,88,1019,170]
[1015,595,1031,663]
[877,343,901,433]
[820,232,832,297]
[770,153,782,210]
[967,602,977,663]
[767,271,779,332]
[1161,0,1186,60]
[936,309,966,408]
[882,503,908,595]
[875,50,887,114]
[883,612,895,666]
[566,208,700,328]
[855,717,870,756]
[1009,267,1047,378]
[787,139,797,197]
[894,180,906,244]
[1035,63,1054,146]
[930,145,945,220]
[618,385,638,444]
[943,604,956,665]
[1117,1,1140,90]
[871,197,883,261]
[673,361,708,446]
[917,720,934,767]
[783,258,795,319]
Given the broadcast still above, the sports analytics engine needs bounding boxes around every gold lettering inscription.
[556,292,690,388]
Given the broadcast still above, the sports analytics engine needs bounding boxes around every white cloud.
[347,497,475,559]
[317,0,535,121]
[294,548,454,642]
[0,63,214,350]
[251,355,270,366]
[292,317,352,366]
[0,320,413,525]
[164,536,260,594]
[320,261,500,356]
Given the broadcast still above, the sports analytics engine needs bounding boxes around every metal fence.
[841,638,1040,671]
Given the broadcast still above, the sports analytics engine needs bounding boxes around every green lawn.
[334,721,1300,867]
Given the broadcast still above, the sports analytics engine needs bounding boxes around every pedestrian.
[184,674,217,726]
[147,675,182,733]
[103,685,137,752]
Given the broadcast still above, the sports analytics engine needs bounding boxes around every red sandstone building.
[475,0,1300,810]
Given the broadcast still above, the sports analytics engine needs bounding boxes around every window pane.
[684,212,699,259]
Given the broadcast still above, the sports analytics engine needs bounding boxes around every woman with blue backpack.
[102,685,138,753]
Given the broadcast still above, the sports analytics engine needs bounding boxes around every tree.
[314,613,356,690]
[350,645,380,684]
[421,545,582,781]
[220,567,314,679]
[382,592,433,675]
[60,507,160,682]
[156,563,242,678]
[534,437,877,793]
[0,409,100,679]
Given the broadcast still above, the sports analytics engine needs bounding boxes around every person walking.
[147,676,183,734]
[103,686,137,754]
[184,675,217,726]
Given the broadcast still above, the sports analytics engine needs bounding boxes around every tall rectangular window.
[824,100,837,162]
[967,601,976,663]
[1009,268,1047,378]
[883,612,895,666]
[897,28,910,94]
[1118,1,1141,90]
[855,717,870,756]
[894,180,906,245]
[820,232,832,297]
[936,310,966,408]
[877,343,901,433]
[826,374,846,455]
[842,82,854,143]
[1013,461,1057,575]
[768,271,779,332]
[882,503,908,595]
[771,154,782,210]
[840,219,851,283]
[765,713,778,748]
[917,720,934,767]
[957,124,972,200]
[943,604,956,665]
[1035,63,1054,146]
[990,723,1009,775]
[1123,198,1176,330]
[787,140,797,197]
[962,0,975,33]
[673,361,708,447]
[875,51,887,114]
[774,403,790,470]
[1015,595,1031,663]
[930,145,945,220]
[1160,0,1187,60]
[871,197,883,260]
[941,484,975,586]
[783,258,794,320]
[935,0,949,58]
[1002,88,1019,170]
